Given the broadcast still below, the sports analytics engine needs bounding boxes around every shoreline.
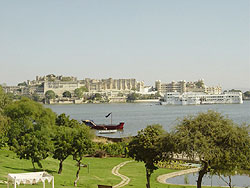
[157,168,200,186]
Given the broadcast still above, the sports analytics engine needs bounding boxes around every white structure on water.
[160,92,243,105]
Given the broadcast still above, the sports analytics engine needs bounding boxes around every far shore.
[45,99,160,105]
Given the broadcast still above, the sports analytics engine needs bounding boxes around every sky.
[0,0,249,90]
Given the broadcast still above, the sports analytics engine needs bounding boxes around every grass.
[120,161,197,188]
[0,148,223,188]
[0,148,126,188]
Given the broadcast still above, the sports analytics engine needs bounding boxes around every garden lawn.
[0,148,127,188]
[0,149,224,188]
[119,161,226,188]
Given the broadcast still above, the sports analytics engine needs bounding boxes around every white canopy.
[7,172,54,188]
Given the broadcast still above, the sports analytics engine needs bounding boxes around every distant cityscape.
[1,74,249,104]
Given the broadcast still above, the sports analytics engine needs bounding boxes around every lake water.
[45,101,250,137]
[166,172,250,187]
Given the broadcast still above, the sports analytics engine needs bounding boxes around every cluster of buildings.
[2,74,145,103]
[155,79,222,95]
[3,74,227,104]
[155,79,243,105]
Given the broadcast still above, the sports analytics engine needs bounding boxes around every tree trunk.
[74,161,81,187]
[228,176,232,188]
[58,160,63,174]
[197,161,208,188]
[32,161,35,169]
[146,168,151,188]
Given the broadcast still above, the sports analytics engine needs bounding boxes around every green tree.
[31,93,41,102]
[72,124,93,187]
[127,92,139,102]
[243,91,250,98]
[45,90,56,100]
[0,86,12,148]
[63,91,72,98]
[0,86,12,112]
[174,110,250,188]
[4,98,56,168]
[17,82,27,87]
[0,113,9,148]
[53,113,83,174]
[74,86,89,99]
[195,80,204,88]
[94,93,102,101]
[128,125,169,188]
[229,89,242,92]
[74,88,83,98]
[56,113,71,127]
[52,126,74,174]
[80,86,88,92]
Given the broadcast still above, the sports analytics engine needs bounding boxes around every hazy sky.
[0,0,249,90]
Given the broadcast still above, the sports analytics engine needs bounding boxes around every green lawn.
[0,148,221,188]
[0,148,126,188]
[120,161,197,188]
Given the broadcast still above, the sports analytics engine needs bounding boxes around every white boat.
[160,92,243,105]
[98,130,118,134]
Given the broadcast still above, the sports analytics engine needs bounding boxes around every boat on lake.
[82,120,124,130]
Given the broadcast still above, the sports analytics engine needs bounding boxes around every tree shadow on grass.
[3,166,57,174]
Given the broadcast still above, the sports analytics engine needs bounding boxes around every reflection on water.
[166,172,250,187]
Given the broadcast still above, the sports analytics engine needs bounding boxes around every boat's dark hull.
[82,120,124,130]
[93,123,124,130]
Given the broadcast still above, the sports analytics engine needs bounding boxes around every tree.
[128,125,169,188]
[80,86,88,92]
[56,113,71,127]
[13,129,54,168]
[53,113,80,174]
[229,89,242,92]
[4,98,56,168]
[174,110,250,188]
[0,86,12,112]
[17,82,27,87]
[243,91,250,98]
[74,88,83,98]
[45,90,56,100]
[71,123,93,187]
[31,93,41,102]
[52,126,74,174]
[0,86,11,148]
[94,93,102,101]
[0,113,9,148]
[63,91,72,98]
[127,92,139,102]
[195,80,204,88]
[74,86,89,99]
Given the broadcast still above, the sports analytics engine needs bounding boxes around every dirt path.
[112,160,133,188]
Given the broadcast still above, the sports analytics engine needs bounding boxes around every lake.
[45,101,250,137]
[166,172,250,187]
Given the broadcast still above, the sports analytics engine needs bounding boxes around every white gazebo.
[7,172,54,188]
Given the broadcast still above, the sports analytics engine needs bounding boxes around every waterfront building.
[84,78,144,93]
[155,79,222,95]
[43,81,84,96]
[27,74,77,86]
[3,75,145,98]
[161,91,243,105]
[155,80,186,94]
